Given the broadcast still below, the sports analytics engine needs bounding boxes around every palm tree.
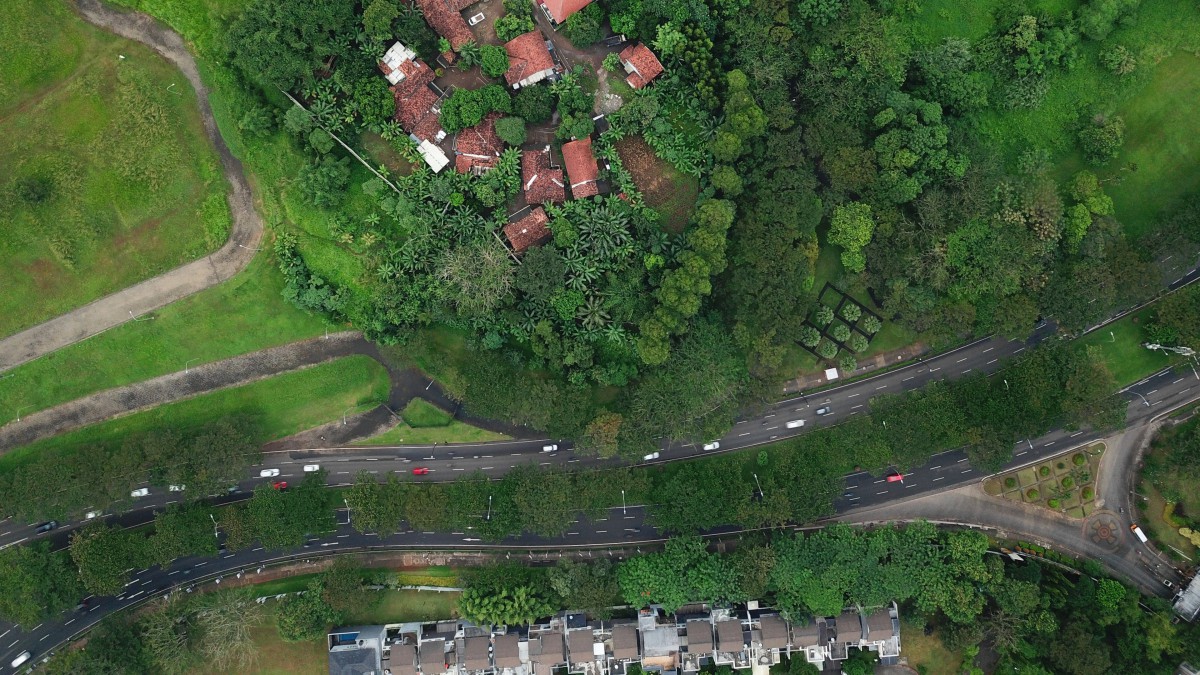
[577,295,611,330]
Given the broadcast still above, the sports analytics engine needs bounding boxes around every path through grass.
[0,0,230,337]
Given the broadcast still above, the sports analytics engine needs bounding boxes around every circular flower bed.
[1062,477,1074,489]
[1027,489,1039,500]
[1004,477,1017,489]
[1073,453,1087,466]
[1082,487,1094,500]
[1048,498,1060,508]
[1039,466,1051,477]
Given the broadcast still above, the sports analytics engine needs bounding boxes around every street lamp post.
[209,513,219,538]
[185,358,199,375]
[344,498,351,526]
[343,405,356,426]
[621,489,626,515]
[1132,391,1150,407]
[15,404,35,422]
[752,473,764,499]
[486,495,492,521]
[1003,379,1009,391]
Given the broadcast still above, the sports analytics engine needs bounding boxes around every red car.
[412,467,430,475]
[272,481,288,490]
[886,473,904,483]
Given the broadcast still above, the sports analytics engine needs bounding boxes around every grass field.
[402,398,454,427]
[1073,307,1172,387]
[0,355,390,470]
[0,253,332,427]
[898,618,964,674]
[0,0,230,337]
[358,419,511,446]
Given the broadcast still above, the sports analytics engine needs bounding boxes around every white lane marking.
[987,359,998,365]
[848,393,860,398]
[902,376,914,382]
[956,358,967,363]
[961,469,972,474]
[1070,432,1083,437]
[933,476,945,482]
[740,432,750,437]
[877,491,888,495]
[851,405,863,410]
[1016,347,1026,353]
[957,458,968,463]
[982,347,994,353]
[876,385,887,390]
[1017,451,1026,456]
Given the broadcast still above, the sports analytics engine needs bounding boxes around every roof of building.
[542,0,595,23]
[414,0,474,50]
[389,57,444,143]
[715,620,743,652]
[618,43,664,89]
[329,646,380,675]
[790,621,820,648]
[420,640,448,674]
[612,624,639,659]
[568,630,594,663]
[529,629,565,664]
[503,206,552,253]
[461,636,491,670]
[393,644,419,675]
[836,612,864,643]
[864,610,895,639]
[1176,577,1200,621]
[494,633,522,669]
[380,42,422,85]
[561,137,599,198]
[685,621,712,652]
[504,31,556,86]
[522,146,566,204]
[758,616,789,649]
[455,112,505,173]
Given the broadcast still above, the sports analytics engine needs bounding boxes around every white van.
[303,464,321,472]
[785,419,805,429]
[702,441,720,451]
[130,488,150,498]
[542,444,558,452]
[11,650,31,667]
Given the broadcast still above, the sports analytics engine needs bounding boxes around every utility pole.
[209,513,219,538]
[752,473,764,499]
[621,489,626,515]
[486,495,492,521]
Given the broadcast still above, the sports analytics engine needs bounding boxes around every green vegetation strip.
[0,0,230,337]
[0,355,389,470]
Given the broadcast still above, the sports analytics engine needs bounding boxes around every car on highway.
[643,451,660,461]
[542,444,558,452]
[272,481,288,490]
[35,520,57,533]
[785,419,805,429]
[816,407,832,415]
[702,441,720,451]
[168,484,186,492]
[412,467,430,475]
[886,473,904,483]
[130,487,150,498]
[85,509,101,520]
[11,651,32,668]
[259,468,280,478]
[303,464,320,472]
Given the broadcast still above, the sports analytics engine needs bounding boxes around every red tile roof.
[504,207,552,252]
[562,137,599,198]
[522,147,566,204]
[504,31,556,87]
[389,57,445,143]
[619,43,664,89]
[455,112,505,174]
[542,0,595,23]
[414,0,474,50]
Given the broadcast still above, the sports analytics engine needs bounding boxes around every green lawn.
[191,605,329,675]
[402,398,454,427]
[0,253,332,427]
[1073,307,1172,387]
[343,589,461,624]
[0,0,230,337]
[358,420,511,446]
[0,355,390,470]
[898,618,964,674]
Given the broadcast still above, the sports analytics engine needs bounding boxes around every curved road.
[0,0,263,372]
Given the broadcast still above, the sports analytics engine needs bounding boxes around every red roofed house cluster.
[561,137,600,199]
[504,206,553,253]
[618,43,664,89]
[540,0,595,24]
[503,31,557,89]
[522,146,565,204]
[413,0,475,52]
[379,42,450,172]
[454,112,505,174]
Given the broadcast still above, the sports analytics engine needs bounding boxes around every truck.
[1131,524,1149,543]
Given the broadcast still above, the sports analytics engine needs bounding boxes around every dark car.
[35,520,57,533]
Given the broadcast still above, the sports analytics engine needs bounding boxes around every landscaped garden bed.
[796,283,885,372]
[983,442,1105,518]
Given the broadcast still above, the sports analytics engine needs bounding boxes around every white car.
[85,510,101,520]
[542,444,558,452]
[168,484,186,492]
[468,11,485,25]
[815,407,832,416]
[702,441,720,451]
[259,468,280,477]
[643,451,660,461]
[303,464,321,472]
[10,651,31,668]
[785,419,805,429]
[130,488,150,498]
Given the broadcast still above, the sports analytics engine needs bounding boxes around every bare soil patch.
[613,135,698,233]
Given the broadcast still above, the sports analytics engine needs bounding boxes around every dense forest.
[208,0,1200,459]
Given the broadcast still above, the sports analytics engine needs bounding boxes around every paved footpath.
[0,0,263,372]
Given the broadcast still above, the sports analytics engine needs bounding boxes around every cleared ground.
[613,136,700,233]
[0,0,230,337]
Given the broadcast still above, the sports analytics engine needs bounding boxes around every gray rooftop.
[329,646,380,675]
[790,621,820,648]
[1176,577,1200,621]
[835,612,863,642]
[685,621,712,652]
[530,629,565,664]
[495,633,521,669]
[864,610,894,638]
[393,644,419,675]
[757,615,789,649]
[612,624,639,659]
[568,630,594,662]
[715,620,743,652]
[641,625,680,658]
[420,640,448,674]
[462,636,491,670]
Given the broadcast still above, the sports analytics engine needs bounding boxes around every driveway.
[0,0,264,372]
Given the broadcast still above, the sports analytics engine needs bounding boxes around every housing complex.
[327,602,901,675]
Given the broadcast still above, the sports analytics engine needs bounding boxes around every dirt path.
[0,0,263,372]
[0,333,535,452]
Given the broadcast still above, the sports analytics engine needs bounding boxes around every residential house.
[455,112,505,174]
[459,634,492,673]
[414,0,475,51]
[494,633,523,672]
[504,206,553,253]
[522,146,566,204]
[540,0,595,24]
[504,31,557,89]
[379,41,449,172]
[617,43,664,89]
[1176,575,1200,621]
[328,625,386,675]
[561,137,600,198]
[861,604,901,659]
